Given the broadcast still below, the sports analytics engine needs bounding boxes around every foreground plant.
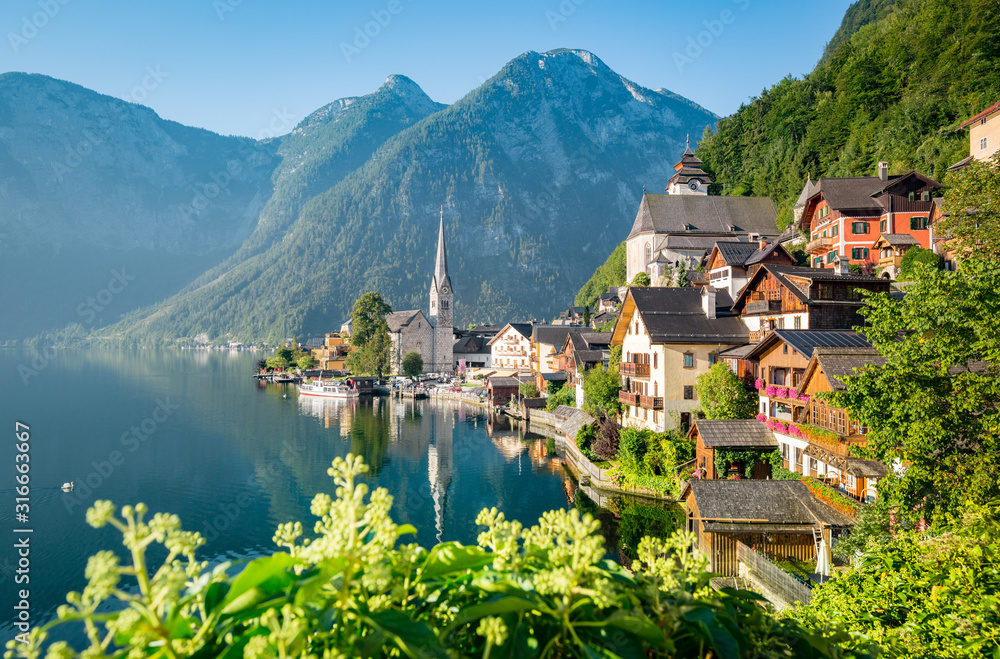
[8,454,873,658]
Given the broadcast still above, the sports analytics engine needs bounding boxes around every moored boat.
[298,378,359,398]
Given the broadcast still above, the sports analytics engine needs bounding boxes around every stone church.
[387,210,455,374]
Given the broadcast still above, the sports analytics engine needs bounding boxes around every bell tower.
[429,207,454,373]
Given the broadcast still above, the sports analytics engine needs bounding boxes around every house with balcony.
[689,419,778,480]
[704,239,795,299]
[311,332,352,371]
[797,163,942,271]
[762,346,887,502]
[487,323,533,370]
[531,326,576,375]
[870,233,920,280]
[731,263,890,343]
[612,286,749,433]
[554,331,611,405]
[949,99,1000,170]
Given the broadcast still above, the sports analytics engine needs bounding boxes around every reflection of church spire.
[427,409,452,542]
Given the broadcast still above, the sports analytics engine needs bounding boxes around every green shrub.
[898,246,943,278]
[8,455,874,659]
[518,381,538,398]
[545,384,576,411]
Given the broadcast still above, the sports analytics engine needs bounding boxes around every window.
[817,283,834,299]
[851,221,868,235]
[826,251,837,263]
[680,412,691,433]
[684,385,694,400]
[880,219,887,233]
[812,257,821,267]
[848,474,857,490]
[922,191,931,202]
[832,224,839,237]
[708,353,717,366]
[908,191,916,202]
[683,353,694,368]
[794,316,802,329]
[781,444,788,460]
[851,247,869,260]
[910,216,928,230]
[809,457,818,473]
[982,136,989,152]
[653,353,657,369]
[847,286,864,301]
[783,344,788,354]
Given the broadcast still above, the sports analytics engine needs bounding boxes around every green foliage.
[7,455,874,659]
[631,272,651,287]
[545,384,575,411]
[265,356,290,370]
[713,448,782,480]
[828,258,1000,526]
[346,292,392,377]
[518,382,538,398]
[575,424,597,461]
[544,437,556,456]
[545,379,564,395]
[696,0,1000,228]
[898,246,942,279]
[675,262,689,288]
[830,497,891,561]
[296,354,315,370]
[695,363,758,420]
[794,503,1000,658]
[619,428,649,463]
[595,316,618,333]
[401,351,423,378]
[574,242,627,309]
[942,152,1000,262]
[611,429,695,496]
[582,364,621,418]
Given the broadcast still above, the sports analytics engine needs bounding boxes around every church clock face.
[688,181,699,191]
[441,286,449,294]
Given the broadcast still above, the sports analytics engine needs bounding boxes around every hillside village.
[282,98,1000,605]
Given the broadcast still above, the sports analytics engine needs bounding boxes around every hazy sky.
[0,0,854,138]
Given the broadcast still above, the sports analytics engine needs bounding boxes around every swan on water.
[61,481,74,491]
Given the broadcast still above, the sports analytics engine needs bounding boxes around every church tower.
[428,207,454,373]
[666,135,712,195]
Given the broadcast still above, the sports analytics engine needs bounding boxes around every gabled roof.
[959,100,1000,129]
[711,241,761,267]
[386,310,426,332]
[873,233,920,248]
[692,419,778,448]
[453,335,490,354]
[614,287,749,345]
[793,177,816,208]
[684,480,854,527]
[627,194,780,240]
[798,347,886,394]
[732,264,888,312]
[811,176,901,212]
[743,329,872,362]
[487,323,533,345]
[533,325,575,347]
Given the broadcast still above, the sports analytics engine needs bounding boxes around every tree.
[296,354,315,370]
[582,364,621,418]
[546,379,564,395]
[631,272,650,287]
[582,305,591,327]
[829,258,1000,526]
[545,384,576,411]
[266,355,290,370]
[695,363,758,420]
[941,152,1000,262]
[345,292,392,377]
[899,246,942,278]
[519,382,539,398]
[675,261,689,288]
[401,351,423,378]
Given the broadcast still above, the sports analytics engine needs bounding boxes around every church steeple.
[667,137,711,195]
[429,205,454,373]
[433,206,452,293]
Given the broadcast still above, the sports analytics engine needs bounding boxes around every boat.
[401,385,429,399]
[298,378,359,399]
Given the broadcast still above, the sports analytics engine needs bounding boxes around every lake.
[0,348,678,640]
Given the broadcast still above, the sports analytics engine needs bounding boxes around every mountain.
[97,49,718,344]
[694,0,1000,227]
[0,73,280,338]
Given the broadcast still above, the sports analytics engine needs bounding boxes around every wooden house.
[682,480,854,576]
[871,233,920,280]
[704,240,794,299]
[485,374,532,406]
[689,419,777,480]
[731,263,889,343]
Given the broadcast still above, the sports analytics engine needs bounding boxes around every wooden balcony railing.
[749,329,766,342]
[805,236,835,254]
[619,362,650,377]
[619,390,639,406]
[878,256,903,270]
[639,395,664,410]
[745,299,782,315]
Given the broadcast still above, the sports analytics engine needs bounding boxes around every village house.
[485,373,533,406]
[625,145,780,285]
[311,332,352,371]
[488,323,533,370]
[612,286,749,434]
[596,288,623,313]
[689,419,778,480]
[704,239,795,299]
[552,331,611,406]
[682,480,854,576]
[531,325,576,377]
[762,346,888,502]
[950,99,1000,170]
[796,163,942,273]
[731,262,890,343]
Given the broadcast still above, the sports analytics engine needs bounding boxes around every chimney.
[702,286,717,319]
[834,255,850,276]
[878,161,889,182]
[758,239,768,251]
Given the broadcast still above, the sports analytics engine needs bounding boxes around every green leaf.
[363,609,448,659]
[204,581,230,615]
[220,553,298,614]
[418,541,491,581]
[445,596,541,633]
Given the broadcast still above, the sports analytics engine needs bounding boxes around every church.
[625,140,781,285]
[387,210,455,374]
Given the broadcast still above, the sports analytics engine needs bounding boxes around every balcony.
[638,395,664,410]
[878,255,903,270]
[749,329,766,342]
[619,390,639,406]
[805,235,835,254]
[619,362,650,377]
[745,299,782,315]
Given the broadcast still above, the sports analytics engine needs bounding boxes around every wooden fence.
[736,541,812,607]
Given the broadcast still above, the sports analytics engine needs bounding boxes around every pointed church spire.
[434,205,451,290]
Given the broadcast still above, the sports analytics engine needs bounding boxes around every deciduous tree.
[401,351,423,378]
[695,363,758,420]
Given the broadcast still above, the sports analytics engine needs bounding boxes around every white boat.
[298,378,359,399]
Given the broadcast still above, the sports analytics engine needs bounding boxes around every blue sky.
[0,0,854,138]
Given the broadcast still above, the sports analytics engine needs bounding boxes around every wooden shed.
[689,419,778,480]
[682,480,854,576]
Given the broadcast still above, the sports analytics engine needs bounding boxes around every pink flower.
[756,412,767,423]
[800,394,810,403]
[775,422,788,434]
[765,385,777,397]
[777,387,788,399]
[754,378,765,390]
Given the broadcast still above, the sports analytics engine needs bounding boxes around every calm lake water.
[0,348,678,641]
